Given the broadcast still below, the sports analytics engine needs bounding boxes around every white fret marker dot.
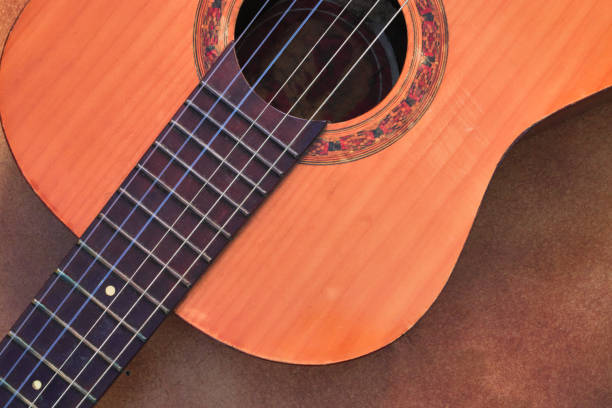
[105,285,116,297]
[32,380,42,391]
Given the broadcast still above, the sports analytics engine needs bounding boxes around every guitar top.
[0,0,610,372]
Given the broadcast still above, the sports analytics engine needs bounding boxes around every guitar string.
[4,0,333,405]
[5,0,396,404]
[50,0,380,404]
[4,0,406,404]
[75,1,411,406]
[0,0,309,404]
[0,0,278,376]
[4,0,315,403]
[40,0,361,405]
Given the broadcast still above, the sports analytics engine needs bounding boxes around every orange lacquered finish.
[0,0,611,364]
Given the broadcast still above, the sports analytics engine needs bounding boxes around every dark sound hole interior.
[235,0,408,123]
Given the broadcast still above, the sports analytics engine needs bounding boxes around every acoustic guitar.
[0,0,610,406]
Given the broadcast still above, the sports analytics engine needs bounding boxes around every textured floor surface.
[0,1,610,407]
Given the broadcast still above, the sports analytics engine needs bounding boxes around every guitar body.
[0,0,610,366]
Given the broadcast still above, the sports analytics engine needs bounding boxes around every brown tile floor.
[0,2,610,407]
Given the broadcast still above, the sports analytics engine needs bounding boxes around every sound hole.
[235,0,408,123]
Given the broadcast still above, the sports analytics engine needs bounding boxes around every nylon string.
[39,0,361,405]
[78,1,409,406]
[0,0,310,404]
[0,0,409,406]
[4,0,313,404]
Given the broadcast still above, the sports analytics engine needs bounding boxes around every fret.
[78,236,184,307]
[31,300,121,372]
[0,377,36,407]
[58,243,175,345]
[13,294,138,387]
[124,164,249,245]
[153,133,267,214]
[54,269,147,343]
[135,163,232,239]
[0,329,100,408]
[7,332,96,404]
[117,187,213,263]
[66,228,191,313]
[157,123,276,217]
[89,229,170,314]
[0,46,326,408]
[90,199,213,290]
[149,140,251,215]
[202,46,326,153]
[77,236,171,314]
[184,99,284,177]
[185,91,296,177]
[166,122,268,196]
[175,103,287,190]
[198,82,300,158]
[95,214,191,292]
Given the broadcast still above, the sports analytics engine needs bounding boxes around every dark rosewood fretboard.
[0,45,325,407]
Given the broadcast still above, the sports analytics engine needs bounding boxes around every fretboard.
[0,44,325,408]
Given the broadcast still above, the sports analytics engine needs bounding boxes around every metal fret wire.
[51,0,363,404]
[6,0,408,405]
[0,3,281,379]
[7,0,329,405]
[0,0,274,377]
[77,1,408,406]
[39,0,358,404]
[0,0,295,404]
[43,0,329,400]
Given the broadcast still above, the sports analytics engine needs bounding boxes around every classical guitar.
[0,0,610,406]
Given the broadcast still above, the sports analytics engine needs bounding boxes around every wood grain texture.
[1,3,611,406]
[0,0,611,364]
[2,85,611,408]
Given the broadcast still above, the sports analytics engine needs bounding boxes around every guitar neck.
[0,45,325,407]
